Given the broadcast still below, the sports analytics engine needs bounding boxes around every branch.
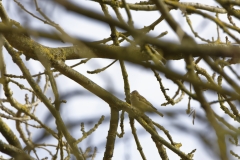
[103,107,119,160]
[0,140,34,160]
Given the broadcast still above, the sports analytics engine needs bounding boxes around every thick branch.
[1,25,239,63]
[0,140,34,160]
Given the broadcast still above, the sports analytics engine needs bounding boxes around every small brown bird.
[130,90,163,117]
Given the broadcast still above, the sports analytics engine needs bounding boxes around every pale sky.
[1,0,239,160]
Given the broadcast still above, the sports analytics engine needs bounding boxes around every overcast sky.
[1,0,239,160]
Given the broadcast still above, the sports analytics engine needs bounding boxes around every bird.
[130,90,163,117]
